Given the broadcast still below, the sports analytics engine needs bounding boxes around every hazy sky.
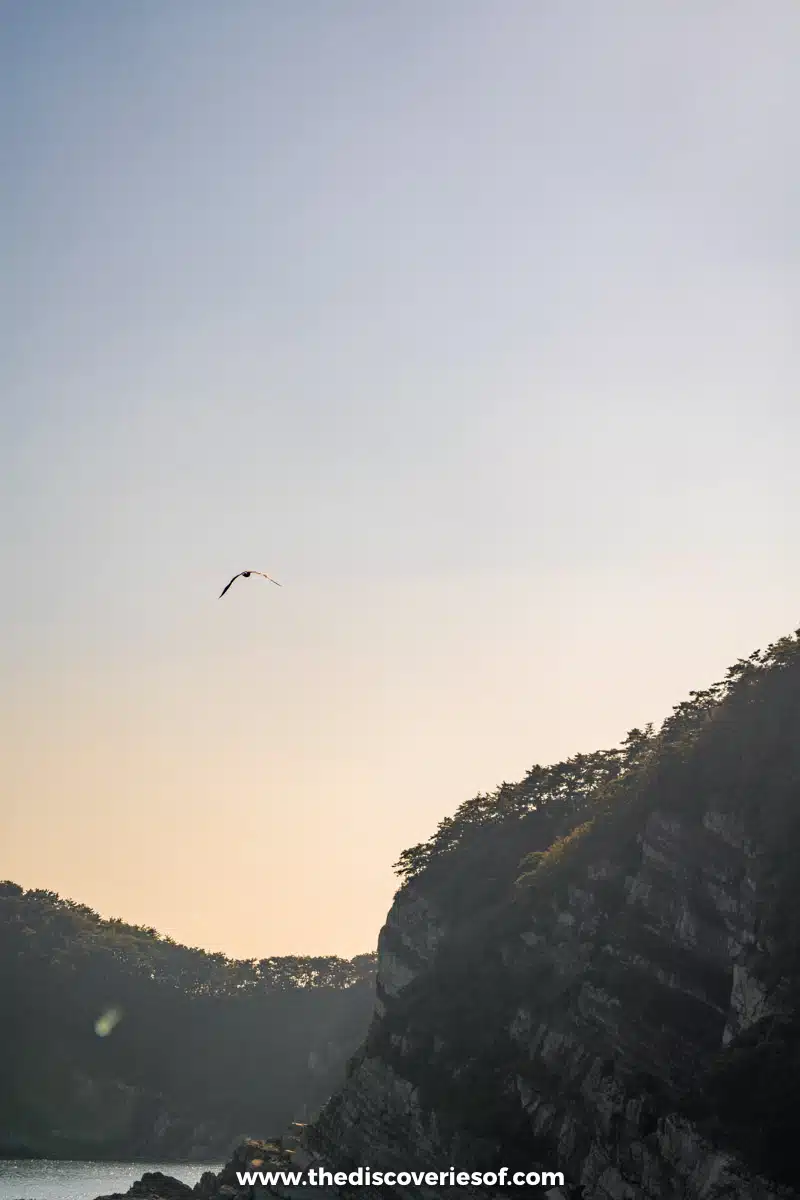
[2,1,798,958]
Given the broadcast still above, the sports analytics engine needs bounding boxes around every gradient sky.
[2,1,798,958]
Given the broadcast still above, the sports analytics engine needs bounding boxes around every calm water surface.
[0,1160,224,1200]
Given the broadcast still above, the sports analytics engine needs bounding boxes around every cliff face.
[310,635,800,1199]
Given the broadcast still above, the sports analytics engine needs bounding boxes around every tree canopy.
[0,885,375,1158]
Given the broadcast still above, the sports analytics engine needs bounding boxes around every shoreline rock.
[94,1139,303,1200]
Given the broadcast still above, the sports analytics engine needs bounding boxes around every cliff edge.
[309,631,800,1199]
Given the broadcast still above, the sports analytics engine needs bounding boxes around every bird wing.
[253,572,282,586]
[219,572,243,598]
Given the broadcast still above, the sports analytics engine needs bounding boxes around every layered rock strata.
[309,806,798,1199]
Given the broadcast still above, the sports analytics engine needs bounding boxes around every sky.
[1,0,798,958]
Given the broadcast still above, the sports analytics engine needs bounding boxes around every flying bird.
[219,570,282,598]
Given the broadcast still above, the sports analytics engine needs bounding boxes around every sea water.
[0,1160,223,1200]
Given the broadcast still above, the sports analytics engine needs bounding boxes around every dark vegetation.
[395,629,800,940]
[0,885,375,1159]
[396,631,800,898]
[385,629,800,1185]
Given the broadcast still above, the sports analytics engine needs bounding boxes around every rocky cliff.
[309,632,800,1198]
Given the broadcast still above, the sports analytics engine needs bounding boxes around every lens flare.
[94,1006,123,1037]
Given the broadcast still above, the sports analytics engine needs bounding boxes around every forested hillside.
[0,886,375,1160]
[311,629,800,1196]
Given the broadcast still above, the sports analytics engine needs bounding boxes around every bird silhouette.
[219,570,282,598]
